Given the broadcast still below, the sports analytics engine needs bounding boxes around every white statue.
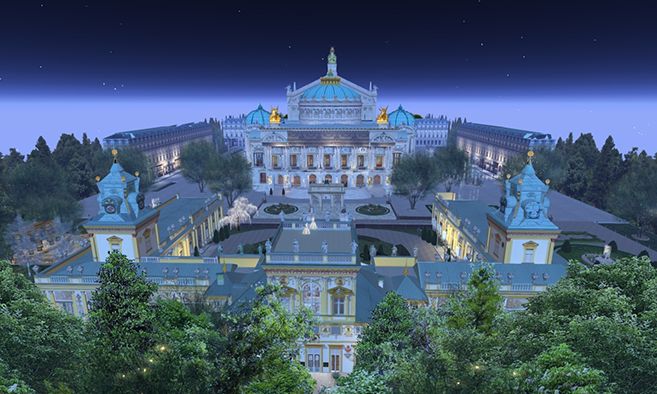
[279,210,285,221]
[413,246,418,258]
[325,210,331,221]
[322,240,328,254]
[293,239,299,253]
[350,241,358,254]
[265,239,272,253]
[391,245,398,256]
[370,245,377,257]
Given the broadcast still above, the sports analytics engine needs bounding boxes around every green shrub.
[395,244,411,256]
[193,246,200,256]
[213,229,220,243]
[282,188,285,196]
[638,250,649,258]
[562,240,572,253]
[608,240,618,253]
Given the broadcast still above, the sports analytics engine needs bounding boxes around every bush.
[562,240,572,253]
[213,229,220,243]
[638,250,649,258]
[395,244,411,256]
[193,246,200,256]
[270,188,273,195]
[282,188,285,196]
[431,230,438,246]
[377,244,385,256]
[361,244,371,263]
[608,240,618,253]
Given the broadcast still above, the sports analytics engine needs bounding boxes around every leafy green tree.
[67,152,96,200]
[361,243,370,263]
[0,260,84,393]
[510,257,657,393]
[587,136,622,209]
[5,153,81,222]
[607,160,657,239]
[493,344,608,394]
[242,356,315,394]
[561,153,588,200]
[210,285,315,394]
[446,263,503,334]
[208,152,252,208]
[52,133,82,169]
[179,139,217,193]
[0,363,35,394]
[354,292,415,371]
[333,369,393,394]
[573,132,599,169]
[390,152,440,210]
[434,146,469,192]
[84,251,159,393]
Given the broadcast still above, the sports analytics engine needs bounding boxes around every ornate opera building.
[241,48,418,192]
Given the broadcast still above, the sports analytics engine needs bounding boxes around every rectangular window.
[307,155,314,167]
[254,153,264,167]
[307,348,321,372]
[393,153,401,166]
[341,155,348,167]
[290,154,297,167]
[112,244,121,251]
[260,173,267,184]
[145,235,152,251]
[324,154,331,167]
[272,155,279,167]
[332,296,345,315]
[524,249,534,263]
[357,155,364,167]
[330,348,341,373]
[375,156,383,168]
[494,240,500,256]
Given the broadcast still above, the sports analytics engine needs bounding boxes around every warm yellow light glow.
[149,359,153,363]
[143,369,147,372]
[112,149,118,156]
[475,365,480,369]
[95,176,100,182]
[160,346,165,351]
[135,171,139,177]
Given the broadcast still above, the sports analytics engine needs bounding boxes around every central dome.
[245,104,270,125]
[301,84,360,100]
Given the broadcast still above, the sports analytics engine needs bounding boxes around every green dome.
[388,105,415,126]
[245,104,270,125]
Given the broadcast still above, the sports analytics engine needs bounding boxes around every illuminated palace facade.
[240,48,418,192]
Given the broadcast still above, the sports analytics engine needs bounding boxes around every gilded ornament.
[270,106,281,123]
[376,106,389,123]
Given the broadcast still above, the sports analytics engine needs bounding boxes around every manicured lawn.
[599,223,657,251]
[263,203,299,215]
[357,235,410,260]
[556,243,636,263]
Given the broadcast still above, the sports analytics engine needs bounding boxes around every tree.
[84,251,159,393]
[210,285,316,394]
[218,197,257,232]
[354,292,416,371]
[434,146,469,192]
[0,260,84,393]
[510,257,657,393]
[179,139,217,193]
[573,132,599,170]
[561,240,572,253]
[361,243,370,263]
[607,161,657,239]
[446,263,503,335]
[213,229,221,243]
[587,135,622,209]
[193,246,200,256]
[390,152,440,210]
[208,152,252,208]
[561,153,588,200]
[494,344,607,394]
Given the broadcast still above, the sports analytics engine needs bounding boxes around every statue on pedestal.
[265,239,272,253]
[322,240,328,254]
[237,244,244,254]
[413,246,418,258]
[350,241,358,254]
[391,245,398,256]
[370,245,377,257]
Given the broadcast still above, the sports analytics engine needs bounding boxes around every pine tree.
[447,263,503,334]
[587,136,621,209]
[86,251,159,392]
[213,229,220,243]
[562,153,588,200]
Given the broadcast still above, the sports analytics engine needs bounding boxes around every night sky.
[1,0,655,156]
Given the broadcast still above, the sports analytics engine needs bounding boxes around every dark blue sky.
[0,0,655,155]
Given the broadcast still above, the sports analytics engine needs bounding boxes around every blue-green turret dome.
[245,104,271,125]
[388,105,415,126]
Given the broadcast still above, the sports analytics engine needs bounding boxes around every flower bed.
[355,204,390,216]
[263,203,299,215]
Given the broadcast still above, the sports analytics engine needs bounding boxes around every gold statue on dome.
[270,106,281,123]
[376,106,389,123]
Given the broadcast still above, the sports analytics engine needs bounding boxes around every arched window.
[303,283,321,314]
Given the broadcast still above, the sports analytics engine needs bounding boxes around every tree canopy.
[208,152,252,208]
[434,146,469,192]
[390,152,440,210]
[179,139,217,193]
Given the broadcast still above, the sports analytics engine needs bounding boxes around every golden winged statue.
[376,106,389,123]
[270,106,281,123]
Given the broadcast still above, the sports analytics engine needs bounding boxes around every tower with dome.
[239,47,418,194]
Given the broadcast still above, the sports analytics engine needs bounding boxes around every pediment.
[371,133,395,143]
[262,133,287,143]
